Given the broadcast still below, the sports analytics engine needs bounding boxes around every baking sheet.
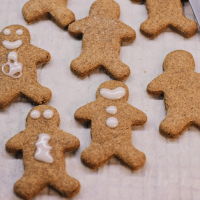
[0,0,200,199]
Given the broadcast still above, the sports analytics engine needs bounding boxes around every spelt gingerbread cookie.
[22,0,75,28]
[147,50,200,139]
[136,0,198,38]
[6,105,80,199]
[0,25,52,109]
[75,80,147,170]
[68,0,136,81]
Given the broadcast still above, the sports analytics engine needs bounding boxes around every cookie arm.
[147,75,164,96]
[6,131,25,153]
[27,44,51,66]
[118,21,136,42]
[68,18,87,37]
[129,105,147,126]
[74,102,95,123]
[58,130,80,152]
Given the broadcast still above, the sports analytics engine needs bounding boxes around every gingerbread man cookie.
[135,0,198,38]
[0,25,52,109]
[6,105,80,199]
[68,0,136,81]
[22,0,75,28]
[75,81,147,170]
[147,50,200,139]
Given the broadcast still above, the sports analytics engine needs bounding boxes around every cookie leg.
[140,18,168,38]
[21,83,52,104]
[70,53,100,78]
[170,17,198,38]
[22,0,46,23]
[114,141,146,170]
[14,174,46,199]
[0,86,20,109]
[50,173,80,198]
[103,58,130,81]
[159,112,190,139]
[81,142,113,170]
[50,6,75,28]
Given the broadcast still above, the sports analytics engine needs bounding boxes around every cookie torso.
[1,45,41,84]
[31,0,67,12]
[146,0,183,19]
[89,100,134,143]
[22,129,66,173]
[162,71,200,119]
[82,17,122,55]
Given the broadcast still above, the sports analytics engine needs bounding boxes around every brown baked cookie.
[0,25,52,110]
[136,0,198,38]
[6,105,80,199]
[22,0,75,28]
[68,0,136,81]
[75,80,147,170]
[147,50,200,139]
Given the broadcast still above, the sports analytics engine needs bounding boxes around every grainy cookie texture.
[68,0,136,81]
[6,105,80,200]
[22,0,75,28]
[0,25,52,109]
[75,80,147,170]
[147,50,200,139]
[134,0,198,38]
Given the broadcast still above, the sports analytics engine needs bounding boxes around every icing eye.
[43,109,54,119]
[3,29,11,35]
[30,110,40,119]
[16,29,23,35]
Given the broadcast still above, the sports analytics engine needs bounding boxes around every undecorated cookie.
[6,105,80,199]
[147,50,200,139]
[134,0,198,38]
[75,80,147,170]
[22,0,75,28]
[68,0,136,81]
[0,25,52,109]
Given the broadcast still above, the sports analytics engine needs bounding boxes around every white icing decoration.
[106,106,117,114]
[16,29,23,35]
[30,110,40,119]
[3,29,11,35]
[3,40,22,49]
[106,117,118,128]
[34,133,53,164]
[100,87,126,100]
[2,51,22,78]
[43,109,54,119]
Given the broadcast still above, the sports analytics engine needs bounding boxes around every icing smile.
[3,40,22,49]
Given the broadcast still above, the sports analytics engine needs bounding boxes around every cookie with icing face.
[22,0,75,28]
[0,25,52,109]
[132,0,198,38]
[147,50,200,139]
[68,0,136,81]
[75,80,147,170]
[6,105,80,199]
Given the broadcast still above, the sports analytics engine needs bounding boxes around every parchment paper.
[0,0,200,199]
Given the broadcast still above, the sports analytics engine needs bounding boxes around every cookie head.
[26,105,60,128]
[163,50,195,72]
[96,80,129,101]
[0,25,30,50]
[89,0,120,19]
